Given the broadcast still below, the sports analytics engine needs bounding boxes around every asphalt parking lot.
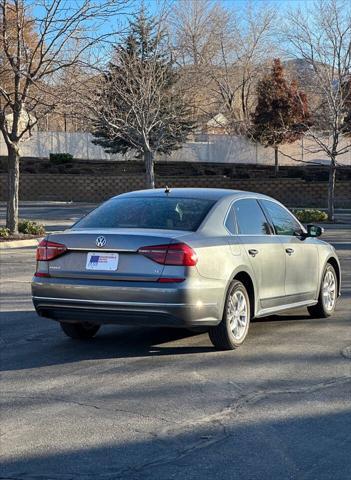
[1,205,351,479]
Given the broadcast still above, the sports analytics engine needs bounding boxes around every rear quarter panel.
[316,240,341,295]
[185,232,258,319]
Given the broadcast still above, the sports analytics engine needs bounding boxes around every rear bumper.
[31,277,223,327]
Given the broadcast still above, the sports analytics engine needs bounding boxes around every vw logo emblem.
[96,236,106,248]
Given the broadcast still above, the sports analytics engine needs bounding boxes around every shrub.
[291,208,328,223]
[18,220,46,235]
[0,227,10,238]
[49,153,73,164]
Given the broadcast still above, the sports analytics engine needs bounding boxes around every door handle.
[248,249,259,257]
[285,248,295,255]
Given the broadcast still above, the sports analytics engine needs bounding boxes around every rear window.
[74,197,215,231]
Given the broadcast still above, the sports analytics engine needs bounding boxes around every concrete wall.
[0,174,350,208]
[1,131,350,165]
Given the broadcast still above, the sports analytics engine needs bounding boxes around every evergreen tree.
[92,10,195,188]
[250,59,309,174]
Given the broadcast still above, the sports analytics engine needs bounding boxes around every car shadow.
[0,311,217,371]
[1,304,349,372]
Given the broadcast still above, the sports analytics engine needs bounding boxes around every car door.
[226,198,286,310]
[260,199,319,303]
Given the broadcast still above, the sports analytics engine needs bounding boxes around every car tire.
[60,322,100,339]
[308,264,337,318]
[209,280,251,350]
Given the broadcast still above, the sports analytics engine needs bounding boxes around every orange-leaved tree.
[250,58,309,175]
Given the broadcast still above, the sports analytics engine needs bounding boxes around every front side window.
[261,200,302,236]
[234,199,271,235]
[74,197,215,232]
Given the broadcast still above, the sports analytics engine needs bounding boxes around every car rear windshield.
[74,197,215,231]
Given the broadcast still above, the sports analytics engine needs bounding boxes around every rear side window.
[234,199,271,235]
[74,197,215,231]
[261,200,301,236]
[225,205,237,234]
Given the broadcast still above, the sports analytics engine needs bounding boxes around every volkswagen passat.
[32,188,341,350]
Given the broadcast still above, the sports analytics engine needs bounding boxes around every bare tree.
[284,0,351,220]
[169,0,227,122]
[170,0,276,133]
[170,0,225,67]
[0,0,129,233]
[212,1,276,133]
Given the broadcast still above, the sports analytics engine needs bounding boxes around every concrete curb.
[0,237,43,249]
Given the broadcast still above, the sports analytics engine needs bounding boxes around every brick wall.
[0,174,350,207]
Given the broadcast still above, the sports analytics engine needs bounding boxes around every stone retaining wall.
[0,174,350,207]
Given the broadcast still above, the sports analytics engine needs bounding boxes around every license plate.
[86,252,119,271]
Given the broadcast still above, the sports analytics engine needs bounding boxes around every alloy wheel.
[322,269,336,312]
[227,290,248,340]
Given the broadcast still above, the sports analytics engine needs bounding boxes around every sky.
[30,0,311,36]
[140,0,309,16]
[28,0,313,66]
[99,0,311,39]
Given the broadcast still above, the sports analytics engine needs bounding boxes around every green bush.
[49,153,73,164]
[291,208,328,223]
[18,220,46,235]
[0,227,10,238]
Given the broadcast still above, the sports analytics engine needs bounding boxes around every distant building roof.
[206,113,229,128]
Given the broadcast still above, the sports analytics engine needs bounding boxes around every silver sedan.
[32,188,341,350]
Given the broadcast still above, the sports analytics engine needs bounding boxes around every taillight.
[36,239,67,261]
[138,243,198,266]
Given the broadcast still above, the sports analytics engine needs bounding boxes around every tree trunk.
[274,145,279,176]
[144,150,155,189]
[6,143,20,234]
[327,158,336,222]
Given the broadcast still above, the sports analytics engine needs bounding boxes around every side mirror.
[305,224,323,238]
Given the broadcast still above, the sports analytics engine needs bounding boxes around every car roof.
[116,188,273,202]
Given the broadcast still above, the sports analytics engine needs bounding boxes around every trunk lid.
[46,229,189,281]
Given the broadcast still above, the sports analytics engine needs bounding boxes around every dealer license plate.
[86,252,119,271]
